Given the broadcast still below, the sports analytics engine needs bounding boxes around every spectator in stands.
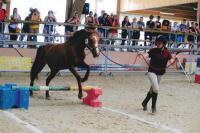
[98,10,105,24]
[177,19,187,46]
[85,11,94,25]
[43,10,57,42]
[162,19,170,32]
[98,10,106,37]
[64,12,80,38]
[20,8,32,42]
[145,15,155,46]
[0,2,6,34]
[169,21,178,47]
[98,13,109,37]
[195,23,200,44]
[121,16,131,49]
[187,22,197,47]
[29,8,41,45]
[98,12,109,39]
[108,14,119,49]
[93,13,99,26]
[161,19,170,46]
[8,8,21,46]
[131,17,140,46]
[155,16,161,36]
[137,17,145,46]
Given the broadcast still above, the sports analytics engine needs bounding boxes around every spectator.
[43,10,57,42]
[97,10,105,23]
[20,8,32,42]
[195,23,200,49]
[187,22,196,47]
[121,16,130,48]
[98,13,109,37]
[8,8,21,46]
[65,12,80,37]
[93,13,99,26]
[137,17,145,46]
[177,19,187,45]
[85,11,94,25]
[155,16,161,36]
[162,19,170,32]
[161,19,170,46]
[98,10,106,37]
[0,2,6,33]
[108,14,119,49]
[98,13,109,39]
[145,15,155,46]
[29,8,41,45]
[169,21,178,47]
[131,17,140,46]
[137,17,145,31]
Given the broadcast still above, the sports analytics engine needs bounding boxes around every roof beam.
[120,0,197,11]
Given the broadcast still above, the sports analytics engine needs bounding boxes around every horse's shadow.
[29,95,83,107]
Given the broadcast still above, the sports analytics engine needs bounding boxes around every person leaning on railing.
[120,16,131,48]
[145,15,155,46]
[131,17,140,47]
[93,13,99,26]
[8,7,21,47]
[187,22,198,48]
[19,8,32,42]
[108,14,119,49]
[0,2,6,34]
[43,10,57,42]
[29,8,41,46]
[64,12,80,39]
[154,16,161,37]
[176,19,187,48]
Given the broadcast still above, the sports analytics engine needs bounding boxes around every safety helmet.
[155,35,168,45]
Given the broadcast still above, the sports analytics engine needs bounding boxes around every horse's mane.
[67,29,88,45]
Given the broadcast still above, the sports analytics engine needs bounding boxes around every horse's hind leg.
[45,69,59,100]
[30,62,46,96]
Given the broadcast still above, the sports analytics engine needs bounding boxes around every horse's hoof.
[30,92,33,97]
[78,93,83,99]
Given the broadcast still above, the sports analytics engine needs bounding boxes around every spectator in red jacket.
[0,2,7,33]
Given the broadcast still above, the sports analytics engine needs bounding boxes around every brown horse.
[30,29,100,99]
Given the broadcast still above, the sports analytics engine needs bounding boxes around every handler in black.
[142,35,173,113]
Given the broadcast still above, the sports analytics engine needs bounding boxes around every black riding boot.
[152,92,158,113]
[142,91,152,111]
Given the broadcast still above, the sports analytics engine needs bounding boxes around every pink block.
[83,88,102,107]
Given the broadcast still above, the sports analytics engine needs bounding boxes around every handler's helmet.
[155,35,168,45]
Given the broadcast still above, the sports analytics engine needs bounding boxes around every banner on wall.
[0,56,32,71]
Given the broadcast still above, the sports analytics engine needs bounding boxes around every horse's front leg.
[79,62,90,82]
[69,67,83,99]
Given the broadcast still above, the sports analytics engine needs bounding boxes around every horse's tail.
[30,46,46,84]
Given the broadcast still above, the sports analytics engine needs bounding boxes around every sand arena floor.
[0,72,200,133]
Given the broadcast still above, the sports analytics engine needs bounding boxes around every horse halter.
[84,37,99,52]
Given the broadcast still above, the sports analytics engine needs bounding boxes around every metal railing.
[0,20,199,76]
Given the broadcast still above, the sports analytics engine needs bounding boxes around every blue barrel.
[0,87,15,109]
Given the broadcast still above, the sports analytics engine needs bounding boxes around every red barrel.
[195,58,200,83]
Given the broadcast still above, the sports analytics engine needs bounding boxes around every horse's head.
[85,31,100,58]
